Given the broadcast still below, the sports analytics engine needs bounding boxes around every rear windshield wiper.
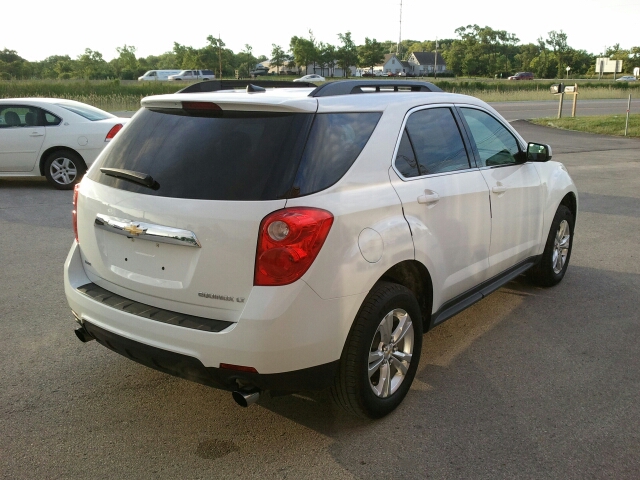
[100,168,160,190]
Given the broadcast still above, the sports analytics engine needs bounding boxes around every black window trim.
[454,104,527,170]
[391,104,476,182]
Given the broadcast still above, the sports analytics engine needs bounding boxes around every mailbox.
[550,83,564,94]
[564,85,576,93]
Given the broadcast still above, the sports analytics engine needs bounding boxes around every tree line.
[1,27,638,80]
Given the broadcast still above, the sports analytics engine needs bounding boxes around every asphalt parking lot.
[1,121,639,479]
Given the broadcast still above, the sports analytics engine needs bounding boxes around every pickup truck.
[168,70,215,81]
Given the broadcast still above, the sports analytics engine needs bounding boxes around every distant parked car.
[0,99,128,189]
[138,70,181,81]
[293,74,325,83]
[508,72,534,80]
[168,70,215,81]
[616,76,637,82]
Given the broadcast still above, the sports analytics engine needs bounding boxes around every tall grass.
[1,78,638,112]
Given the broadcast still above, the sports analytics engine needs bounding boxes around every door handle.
[418,191,440,205]
[29,132,44,137]
[492,184,507,194]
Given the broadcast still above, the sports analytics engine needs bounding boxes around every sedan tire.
[44,150,86,190]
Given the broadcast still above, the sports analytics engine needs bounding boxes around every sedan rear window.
[56,103,113,121]
[89,108,380,200]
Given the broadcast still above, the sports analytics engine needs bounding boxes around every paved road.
[491,98,633,121]
[1,124,639,479]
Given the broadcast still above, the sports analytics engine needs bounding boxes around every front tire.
[529,205,574,287]
[331,282,423,418]
[44,150,86,190]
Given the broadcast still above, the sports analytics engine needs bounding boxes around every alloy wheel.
[368,308,414,397]
[552,219,571,274]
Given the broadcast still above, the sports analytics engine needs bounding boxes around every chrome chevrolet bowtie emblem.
[123,224,146,236]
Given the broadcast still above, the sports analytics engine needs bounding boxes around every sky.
[3,0,639,62]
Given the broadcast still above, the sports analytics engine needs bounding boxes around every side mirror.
[527,142,553,162]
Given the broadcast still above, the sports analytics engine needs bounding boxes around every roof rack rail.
[176,80,317,94]
[309,80,443,97]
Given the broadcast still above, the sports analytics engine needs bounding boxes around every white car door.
[0,105,45,172]
[390,106,492,311]
[458,107,543,278]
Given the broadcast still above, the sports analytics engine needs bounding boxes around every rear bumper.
[81,320,339,392]
[64,241,365,389]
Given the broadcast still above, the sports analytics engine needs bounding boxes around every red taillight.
[72,184,80,243]
[105,123,123,142]
[182,101,221,111]
[254,208,334,286]
[219,363,258,373]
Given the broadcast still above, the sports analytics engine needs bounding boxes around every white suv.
[64,80,577,418]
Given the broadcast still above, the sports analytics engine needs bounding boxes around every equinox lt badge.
[199,292,245,303]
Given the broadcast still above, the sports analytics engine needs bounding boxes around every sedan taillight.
[105,123,123,142]
[254,208,334,286]
[72,184,80,243]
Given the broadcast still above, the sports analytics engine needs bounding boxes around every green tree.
[358,37,385,74]
[547,30,569,78]
[235,44,257,77]
[113,44,139,79]
[290,35,316,74]
[337,31,357,77]
[76,48,111,79]
[0,49,27,79]
[271,44,287,74]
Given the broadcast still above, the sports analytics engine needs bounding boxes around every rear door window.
[395,107,470,177]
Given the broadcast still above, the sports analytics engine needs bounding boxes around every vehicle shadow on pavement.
[253,267,640,479]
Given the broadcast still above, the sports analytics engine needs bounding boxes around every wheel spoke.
[378,311,393,345]
[392,350,412,364]
[368,351,384,378]
[554,251,563,271]
[391,312,411,344]
[379,361,391,397]
[390,356,408,376]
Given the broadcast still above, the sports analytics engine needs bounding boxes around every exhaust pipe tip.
[232,389,260,407]
[74,327,95,343]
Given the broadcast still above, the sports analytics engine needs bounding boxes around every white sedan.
[0,99,128,189]
[293,74,326,83]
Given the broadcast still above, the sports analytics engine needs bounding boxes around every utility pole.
[218,34,223,79]
[397,0,403,56]
[434,37,438,80]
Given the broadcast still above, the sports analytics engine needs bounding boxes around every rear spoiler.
[176,80,317,93]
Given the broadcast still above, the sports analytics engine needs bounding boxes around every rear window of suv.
[89,108,380,201]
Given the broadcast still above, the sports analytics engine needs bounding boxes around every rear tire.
[331,281,423,419]
[529,205,574,287]
[44,150,86,190]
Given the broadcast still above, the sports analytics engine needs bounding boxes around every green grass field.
[1,78,638,112]
[530,114,640,137]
